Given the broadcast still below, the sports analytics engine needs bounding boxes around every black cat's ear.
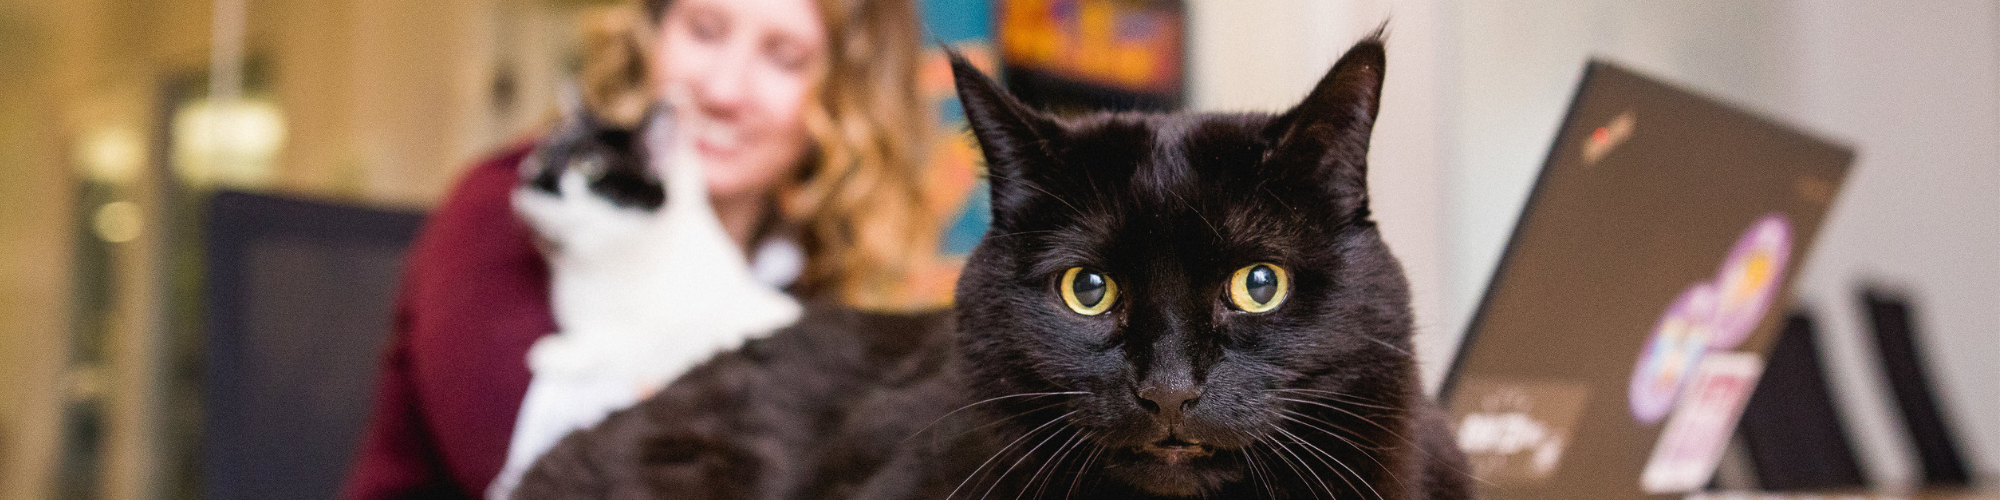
[1264,30,1386,217]
[948,49,1061,219]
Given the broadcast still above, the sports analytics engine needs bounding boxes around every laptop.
[1440,61,1853,499]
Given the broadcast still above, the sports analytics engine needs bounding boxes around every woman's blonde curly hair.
[577,0,946,310]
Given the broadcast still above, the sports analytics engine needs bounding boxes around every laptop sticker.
[1628,214,1793,423]
[1451,379,1593,485]
[1629,283,1720,424]
[1640,352,1765,494]
[1709,214,1792,349]
[1582,110,1637,165]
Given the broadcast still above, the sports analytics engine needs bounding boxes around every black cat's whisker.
[1023,429,1091,500]
[1258,184,1298,213]
[1235,447,1274,500]
[1360,336,1414,356]
[984,229,1061,240]
[1265,388,1402,412]
[948,410,1077,500]
[1280,412,1392,482]
[1257,435,1329,500]
[1277,395,1491,486]
[1273,425,1369,500]
[1017,429,1080,500]
[1273,397,1414,445]
[1248,445,1282,499]
[1280,408,1412,495]
[1223,427,1279,500]
[933,400,1074,449]
[947,412,1064,500]
[1258,422,1335,500]
[1168,190,1223,241]
[1268,386,1403,409]
[1051,431,1097,498]
[905,391,1089,444]
[1064,440,1104,500]
[1080,166,1102,204]
[1233,449,1260,499]
[985,171,1084,217]
[1275,407,1386,449]
[1040,432,1088,498]
[978,421,1079,500]
[1289,392,1499,488]
[1254,452,1281,500]
[1277,392,1419,448]
[1276,393,1471,472]
[1278,394,1451,480]
[1246,444,1288,498]
[1276,417,1383,500]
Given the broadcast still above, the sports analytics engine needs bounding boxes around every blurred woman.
[341,0,940,496]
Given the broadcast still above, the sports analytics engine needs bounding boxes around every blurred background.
[0,0,1993,498]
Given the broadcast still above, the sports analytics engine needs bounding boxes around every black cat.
[516,34,1474,500]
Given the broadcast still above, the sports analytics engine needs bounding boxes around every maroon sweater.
[343,142,552,499]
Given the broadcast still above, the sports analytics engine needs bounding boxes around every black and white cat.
[493,96,802,499]
[516,34,1473,500]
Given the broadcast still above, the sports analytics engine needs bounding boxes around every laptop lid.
[1440,61,1853,499]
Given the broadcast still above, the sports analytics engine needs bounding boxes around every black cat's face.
[950,39,1416,497]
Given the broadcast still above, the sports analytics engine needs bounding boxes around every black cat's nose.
[1136,384,1202,423]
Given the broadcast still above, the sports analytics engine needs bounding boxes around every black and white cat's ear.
[558,82,588,121]
[638,101,667,128]
[948,49,1062,214]
[637,101,673,145]
[556,81,613,130]
[1265,31,1387,216]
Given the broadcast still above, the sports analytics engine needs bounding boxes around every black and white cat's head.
[514,96,671,257]
[510,92,805,376]
[950,35,1416,497]
[522,96,668,210]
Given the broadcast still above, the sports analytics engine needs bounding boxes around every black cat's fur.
[516,34,1473,500]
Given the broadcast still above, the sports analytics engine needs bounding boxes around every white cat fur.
[489,109,802,499]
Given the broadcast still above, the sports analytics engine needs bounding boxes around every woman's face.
[654,0,826,203]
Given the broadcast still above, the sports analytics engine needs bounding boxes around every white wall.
[1191,0,2000,488]
[1781,1,2000,487]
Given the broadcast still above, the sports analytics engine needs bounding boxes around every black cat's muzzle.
[1139,435,1213,465]
[1103,431,1242,497]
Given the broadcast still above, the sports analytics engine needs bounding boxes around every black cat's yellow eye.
[1059,267,1118,316]
[1229,263,1290,313]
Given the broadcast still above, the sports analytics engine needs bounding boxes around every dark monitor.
[202,190,424,500]
[1737,311,1868,491]
[1861,288,1972,488]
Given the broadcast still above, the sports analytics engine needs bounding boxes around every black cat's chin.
[1140,437,1213,466]
[1102,443,1243,497]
